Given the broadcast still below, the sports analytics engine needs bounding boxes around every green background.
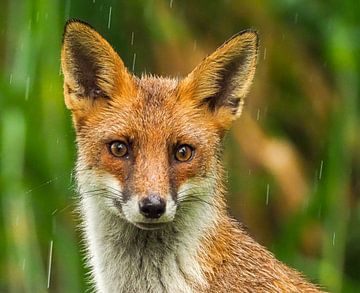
[0,0,359,292]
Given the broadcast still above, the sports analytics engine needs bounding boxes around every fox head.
[61,20,258,230]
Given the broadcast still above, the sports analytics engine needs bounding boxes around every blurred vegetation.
[0,0,359,292]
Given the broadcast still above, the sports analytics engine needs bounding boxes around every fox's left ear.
[180,30,258,129]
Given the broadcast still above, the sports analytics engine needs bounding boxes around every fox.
[61,19,324,293]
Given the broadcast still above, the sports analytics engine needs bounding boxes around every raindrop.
[332,232,336,246]
[256,108,261,121]
[318,160,324,180]
[52,214,57,235]
[294,13,298,24]
[47,240,54,289]
[25,76,30,100]
[266,184,270,205]
[108,6,112,29]
[132,53,137,72]
[22,259,26,271]
[170,0,174,8]
[9,74,13,84]
[263,47,267,60]
[93,0,95,3]
[131,32,135,45]
[193,40,197,51]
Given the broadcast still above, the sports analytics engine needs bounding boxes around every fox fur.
[61,19,323,293]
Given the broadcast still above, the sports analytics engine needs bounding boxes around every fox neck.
[79,170,226,293]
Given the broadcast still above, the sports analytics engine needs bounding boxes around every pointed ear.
[179,30,258,129]
[61,20,135,117]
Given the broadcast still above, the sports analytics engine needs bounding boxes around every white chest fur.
[77,169,217,293]
[81,196,207,293]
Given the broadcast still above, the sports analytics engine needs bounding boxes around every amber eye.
[175,144,193,162]
[109,141,128,158]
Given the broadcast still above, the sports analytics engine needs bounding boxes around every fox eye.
[175,144,193,162]
[108,141,128,158]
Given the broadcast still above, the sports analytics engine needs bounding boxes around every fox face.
[61,20,258,230]
[73,77,223,229]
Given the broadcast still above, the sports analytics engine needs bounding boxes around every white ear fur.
[182,30,259,127]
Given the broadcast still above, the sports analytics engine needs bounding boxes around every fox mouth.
[133,222,169,230]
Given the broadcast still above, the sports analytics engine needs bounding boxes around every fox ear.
[61,20,134,114]
[180,30,258,129]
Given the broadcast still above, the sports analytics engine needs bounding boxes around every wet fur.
[62,20,324,292]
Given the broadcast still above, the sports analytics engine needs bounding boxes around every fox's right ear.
[61,20,135,122]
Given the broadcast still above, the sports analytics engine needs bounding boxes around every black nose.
[139,195,166,219]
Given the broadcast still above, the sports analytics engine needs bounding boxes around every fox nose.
[139,195,166,219]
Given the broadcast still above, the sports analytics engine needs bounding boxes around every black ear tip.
[236,29,259,44]
[64,18,94,30]
[221,29,259,51]
[62,19,95,44]
[236,28,258,37]
[242,28,259,36]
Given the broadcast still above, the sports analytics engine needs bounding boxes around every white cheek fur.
[77,166,178,224]
[77,167,123,215]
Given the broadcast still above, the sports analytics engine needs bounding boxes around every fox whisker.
[178,194,214,208]
[81,189,124,202]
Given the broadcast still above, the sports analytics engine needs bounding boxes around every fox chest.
[96,244,200,293]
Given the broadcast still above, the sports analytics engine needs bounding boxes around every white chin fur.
[77,166,218,292]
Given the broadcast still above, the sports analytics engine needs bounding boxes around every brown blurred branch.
[233,113,309,215]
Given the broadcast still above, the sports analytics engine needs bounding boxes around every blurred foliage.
[0,0,359,292]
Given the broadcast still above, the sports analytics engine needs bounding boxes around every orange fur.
[61,20,324,292]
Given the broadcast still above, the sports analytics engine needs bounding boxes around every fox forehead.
[76,76,220,198]
[80,76,218,145]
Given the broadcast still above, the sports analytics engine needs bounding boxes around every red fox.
[61,20,323,293]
